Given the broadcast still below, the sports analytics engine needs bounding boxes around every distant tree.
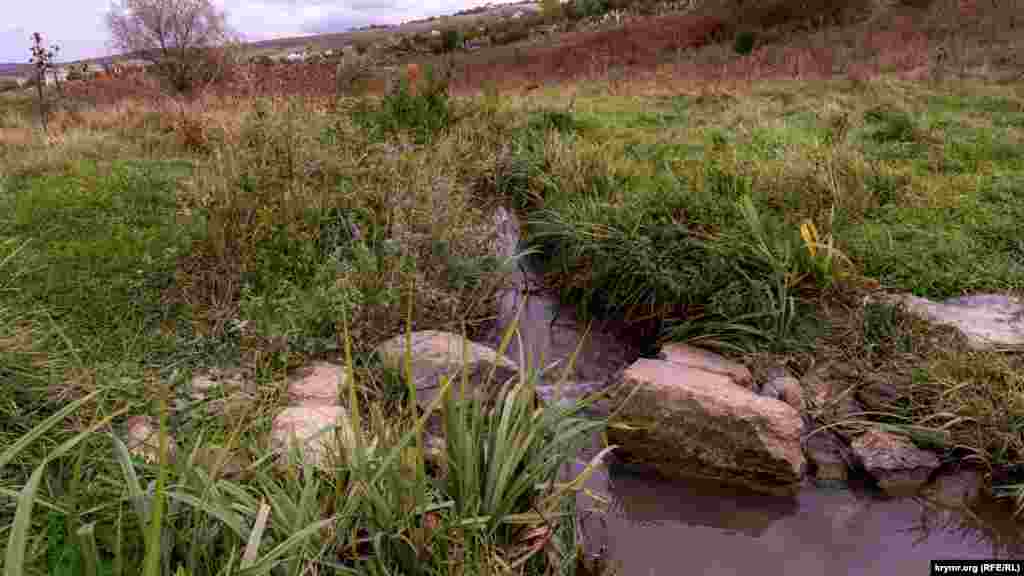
[105,0,235,93]
[542,0,564,22]
[29,32,59,133]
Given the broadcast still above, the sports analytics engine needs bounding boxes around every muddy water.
[486,208,1024,575]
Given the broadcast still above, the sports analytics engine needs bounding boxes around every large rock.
[271,406,354,468]
[850,427,940,496]
[881,293,1024,351]
[607,358,806,496]
[657,343,754,389]
[375,331,518,410]
[287,361,347,406]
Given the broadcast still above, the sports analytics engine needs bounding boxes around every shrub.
[351,63,454,143]
[442,28,464,53]
[576,0,610,18]
[734,30,756,54]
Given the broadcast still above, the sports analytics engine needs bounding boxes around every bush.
[733,30,756,54]
[351,63,454,144]
[442,28,464,53]
[576,0,610,18]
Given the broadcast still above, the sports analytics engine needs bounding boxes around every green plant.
[575,0,609,18]
[441,29,464,53]
[733,31,756,55]
[351,63,453,143]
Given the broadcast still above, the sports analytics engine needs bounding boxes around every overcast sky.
[1,0,503,63]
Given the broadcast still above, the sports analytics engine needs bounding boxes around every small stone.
[657,343,754,389]
[271,406,354,469]
[851,427,940,496]
[375,331,519,410]
[880,293,1024,351]
[125,415,176,464]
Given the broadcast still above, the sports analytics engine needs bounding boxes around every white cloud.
[1,0,511,62]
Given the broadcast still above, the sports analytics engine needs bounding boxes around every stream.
[485,208,1024,575]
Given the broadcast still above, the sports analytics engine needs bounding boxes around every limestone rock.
[375,331,519,409]
[881,293,1024,351]
[607,358,806,496]
[271,406,354,468]
[657,343,754,389]
[287,361,347,406]
[850,427,940,496]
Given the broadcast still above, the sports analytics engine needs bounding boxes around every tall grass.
[0,289,613,575]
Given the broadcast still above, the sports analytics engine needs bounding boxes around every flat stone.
[287,362,348,406]
[882,293,1024,351]
[607,358,806,496]
[271,406,354,468]
[375,331,519,410]
[851,427,940,496]
[657,343,754,389]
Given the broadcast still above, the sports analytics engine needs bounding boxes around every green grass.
[0,77,617,575]
[508,81,1024,337]
[0,159,195,365]
[3,66,1024,574]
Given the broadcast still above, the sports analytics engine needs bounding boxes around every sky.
[0,0,503,63]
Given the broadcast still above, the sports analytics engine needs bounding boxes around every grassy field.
[0,78,619,574]
[2,0,1024,571]
[510,77,1024,506]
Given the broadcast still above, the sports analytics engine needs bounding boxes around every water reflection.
[577,461,1024,576]
[489,207,1024,576]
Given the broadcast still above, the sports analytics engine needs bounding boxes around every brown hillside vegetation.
[450,0,1022,93]
[57,0,1023,104]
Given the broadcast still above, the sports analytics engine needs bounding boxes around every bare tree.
[105,0,235,93]
[29,33,59,133]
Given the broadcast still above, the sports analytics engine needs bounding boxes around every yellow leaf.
[800,221,818,257]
